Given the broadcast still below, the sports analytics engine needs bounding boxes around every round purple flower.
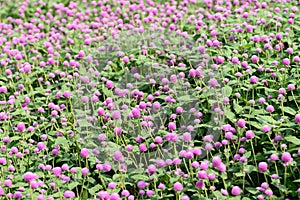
[137,180,147,189]
[64,191,75,198]
[231,186,241,196]
[212,156,222,167]
[23,172,35,182]
[80,148,90,158]
[174,182,183,191]
[245,130,255,139]
[17,122,26,132]
[113,151,124,162]
[237,119,246,128]
[262,125,271,133]
[208,78,218,87]
[282,58,290,65]
[281,152,293,163]
[258,162,268,172]
[295,114,300,124]
[249,76,258,84]
[266,105,274,113]
[106,80,114,89]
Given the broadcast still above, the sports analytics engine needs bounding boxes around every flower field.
[0,0,300,199]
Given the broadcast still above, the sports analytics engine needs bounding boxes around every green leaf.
[130,175,148,181]
[247,121,262,129]
[257,115,277,124]
[222,86,233,97]
[88,185,102,195]
[283,107,296,115]
[244,151,251,158]
[245,165,256,173]
[233,100,243,113]
[246,187,259,195]
[285,136,300,145]
[224,109,235,122]
[68,182,79,190]
[55,137,68,145]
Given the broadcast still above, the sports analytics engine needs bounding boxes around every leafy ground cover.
[0,0,299,199]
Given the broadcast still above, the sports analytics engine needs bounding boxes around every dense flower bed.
[0,0,299,199]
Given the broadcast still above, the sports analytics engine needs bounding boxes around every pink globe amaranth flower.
[52,167,62,176]
[121,190,130,197]
[208,78,218,87]
[216,163,226,172]
[139,144,147,152]
[231,57,239,64]
[168,122,176,131]
[237,119,246,128]
[125,145,133,152]
[195,181,204,189]
[270,154,279,161]
[78,50,85,58]
[80,148,90,158]
[182,196,190,200]
[4,179,12,187]
[198,170,207,179]
[281,152,293,163]
[288,84,295,91]
[113,151,124,162]
[17,122,26,132]
[23,172,35,182]
[231,186,241,196]
[262,125,271,133]
[137,180,147,189]
[221,189,228,196]
[37,142,46,151]
[106,80,114,89]
[249,76,258,84]
[81,167,89,175]
[63,91,71,98]
[251,55,259,63]
[114,127,122,136]
[266,105,274,113]
[212,156,222,167]
[110,193,120,200]
[13,191,22,199]
[108,182,117,189]
[258,162,268,172]
[295,114,300,124]
[98,191,110,199]
[64,191,75,198]
[173,182,183,191]
[131,108,140,118]
[112,110,121,120]
[282,58,290,65]
[0,86,7,93]
[265,189,273,196]
[147,164,157,174]
[97,108,105,116]
[245,130,255,139]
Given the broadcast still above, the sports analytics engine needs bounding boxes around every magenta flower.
[64,191,75,198]
[80,148,90,158]
[262,125,271,133]
[231,186,241,196]
[113,151,124,162]
[281,152,293,163]
[23,172,35,182]
[174,182,183,191]
[258,162,268,172]
[295,114,300,124]
[237,119,246,128]
[282,58,290,65]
